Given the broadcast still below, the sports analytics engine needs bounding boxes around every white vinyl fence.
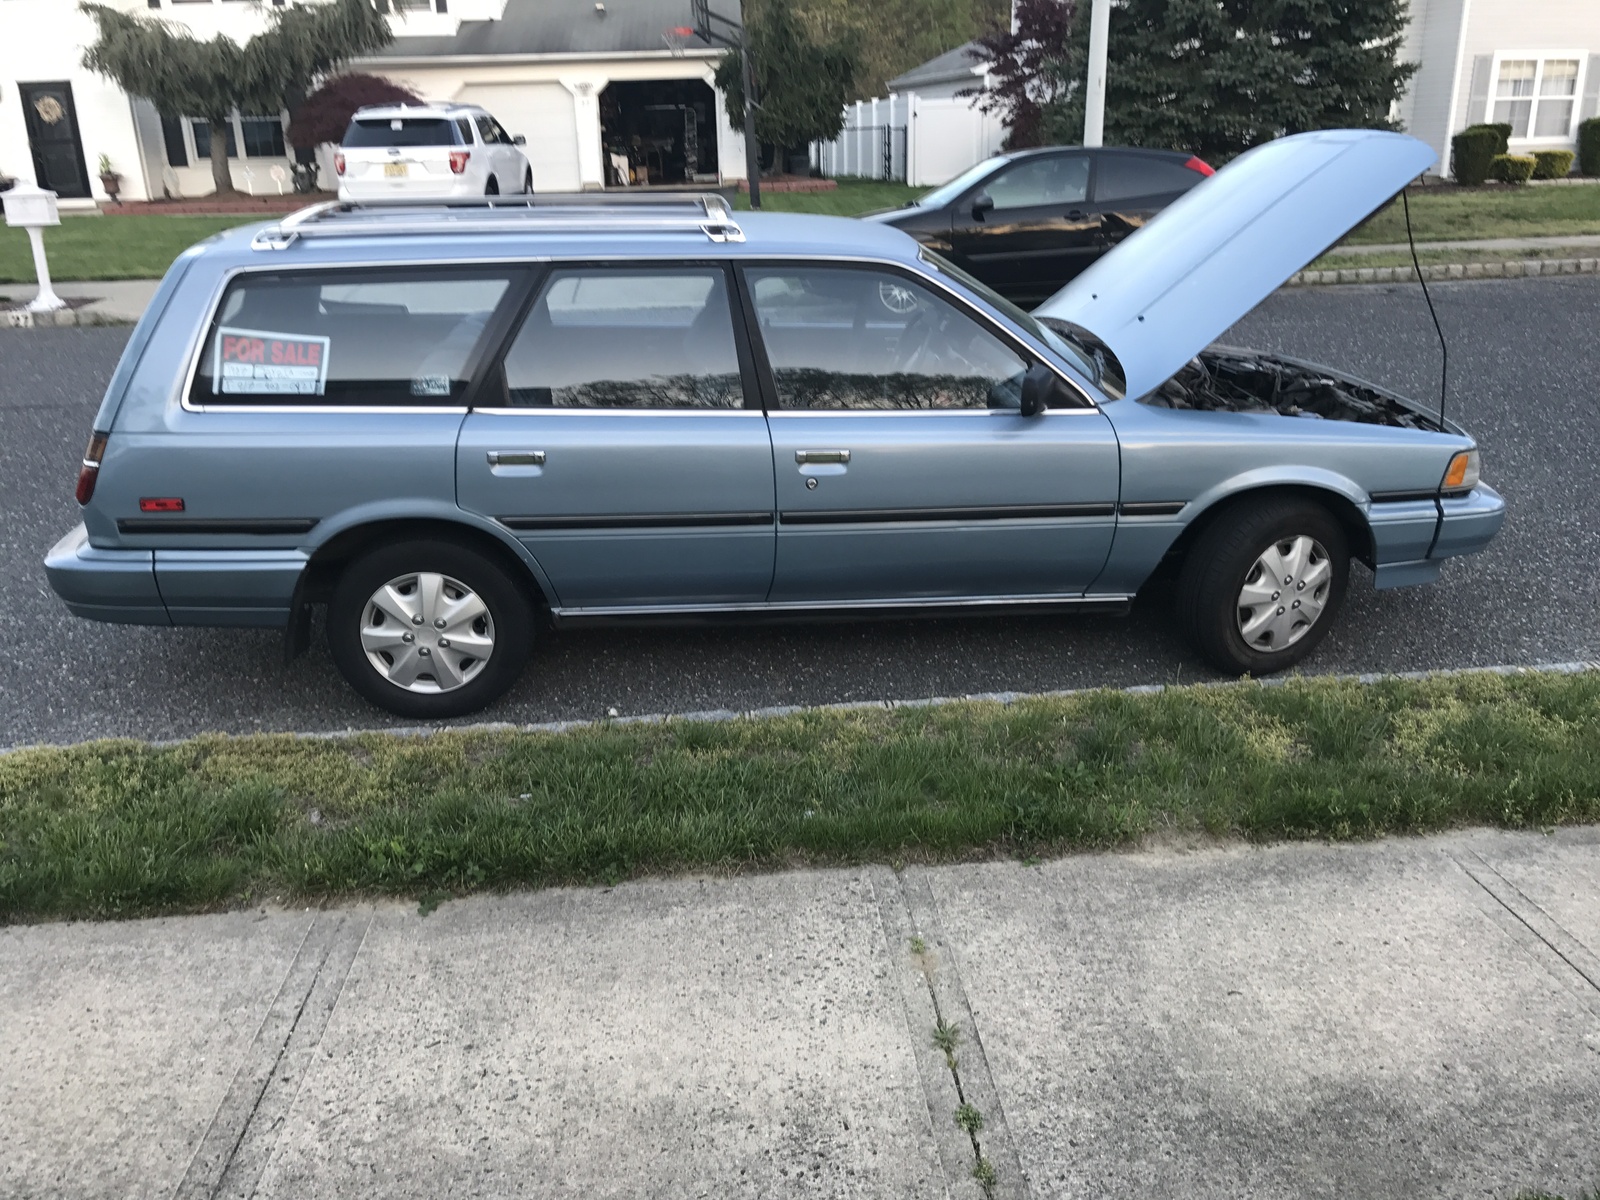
[811,92,1006,187]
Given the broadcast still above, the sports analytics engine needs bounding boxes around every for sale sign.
[213,327,331,396]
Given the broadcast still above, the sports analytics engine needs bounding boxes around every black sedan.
[863,145,1214,307]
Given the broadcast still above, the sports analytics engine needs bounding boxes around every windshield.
[918,248,1127,399]
[343,117,459,148]
[914,156,1008,210]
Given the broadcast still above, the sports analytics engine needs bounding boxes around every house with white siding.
[0,0,742,206]
[1396,0,1600,178]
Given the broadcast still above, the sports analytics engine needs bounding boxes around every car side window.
[1094,154,1203,202]
[490,118,513,144]
[498,268,745,409]
[474,115,501,145]
[455,117,474,144]
[744,267,1028,411]
[189,270,516,407]
[983,155,1090,211]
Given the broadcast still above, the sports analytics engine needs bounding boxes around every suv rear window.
[189,268,521,408]
[342,117,459,148]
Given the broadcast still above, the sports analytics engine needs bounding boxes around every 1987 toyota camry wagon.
[46,130,1506,718]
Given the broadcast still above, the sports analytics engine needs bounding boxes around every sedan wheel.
[1177,497,1349,675]
[328,540,533,717]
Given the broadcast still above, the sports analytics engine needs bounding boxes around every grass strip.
[1344,185,1600,245]
[4,670,1599,924]
[0,215,261,284]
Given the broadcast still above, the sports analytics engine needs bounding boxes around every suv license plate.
[384,162,408,178]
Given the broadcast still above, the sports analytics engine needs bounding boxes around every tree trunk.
[209,117,235,196]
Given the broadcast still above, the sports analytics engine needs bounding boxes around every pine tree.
[1043,0,1416,161]
[80,0,392,196]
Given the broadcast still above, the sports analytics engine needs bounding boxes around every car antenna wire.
[1402,187,1448,429]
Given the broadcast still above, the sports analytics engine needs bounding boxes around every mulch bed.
[737,176,838,193]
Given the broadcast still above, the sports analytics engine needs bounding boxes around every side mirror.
[1019,363,1057,417]
[971,192,994,221]
[512,134,527,146]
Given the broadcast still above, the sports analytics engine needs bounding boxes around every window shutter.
[1464,54,1493,129]
[161,115,188,168]
[1582,55,1600,122]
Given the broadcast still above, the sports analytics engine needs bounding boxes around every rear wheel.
[485,176,499,196]
[1177,497,1349,676]
[327,540,532,718]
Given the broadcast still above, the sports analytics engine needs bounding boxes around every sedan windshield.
[913,156,1008,210]
[919,248,1126,399]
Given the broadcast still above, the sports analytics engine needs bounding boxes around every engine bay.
[1144,349,1440,429]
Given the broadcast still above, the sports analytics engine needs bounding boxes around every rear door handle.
[795,449,850,465]
[487,450,545,467]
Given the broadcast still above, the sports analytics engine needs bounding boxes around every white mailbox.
[2,181,65,311]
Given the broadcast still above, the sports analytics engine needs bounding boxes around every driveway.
[3,276,1597,747]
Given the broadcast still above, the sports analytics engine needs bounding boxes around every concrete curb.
[2,304,130,328]
[1289,256,1600,286]
[6,659,1597,756]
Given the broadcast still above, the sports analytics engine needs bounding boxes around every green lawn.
[4,670,1599,922]
[732,177,926,216]
[0,214,260,284]
[1343,184,1600,245]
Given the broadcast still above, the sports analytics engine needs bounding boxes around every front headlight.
[1442,449,1481,492]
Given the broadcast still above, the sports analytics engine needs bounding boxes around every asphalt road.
[3,276,1597,747]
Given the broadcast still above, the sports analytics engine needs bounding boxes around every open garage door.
[457,83,581,192]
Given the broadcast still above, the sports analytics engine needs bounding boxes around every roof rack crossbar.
[251,192,744,249]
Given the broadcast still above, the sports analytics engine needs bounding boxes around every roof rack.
[251,192,745,250]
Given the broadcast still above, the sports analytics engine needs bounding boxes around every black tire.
[1176,496,1349,676]
[328,540,533,719]
[522,170,533,195]
[485,176,499,196]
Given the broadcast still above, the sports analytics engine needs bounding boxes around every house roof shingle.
[378,0,740,59]
[886,41,987,92]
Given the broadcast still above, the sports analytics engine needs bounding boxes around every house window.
[1489,53,1586,141]
[241,114,287,158]
[190,118,238,160]
[182,113,289,162]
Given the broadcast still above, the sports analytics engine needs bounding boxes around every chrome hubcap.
[360,572,494,693]
[1236,534,1332,652]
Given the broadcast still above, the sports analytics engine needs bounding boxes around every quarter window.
[1094,154,1203,202]
[498,268,744,409]
[1490,54,1585,140]
[745,267,1029,411]
[190,270,516,407]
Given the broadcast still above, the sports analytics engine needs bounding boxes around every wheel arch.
[1165,481,1375,572]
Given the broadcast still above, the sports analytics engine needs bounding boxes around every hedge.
[1490,154,1537,185]
[1473,122,1513,155]
[1451,127,1503,185]
[1532,149,1575,180]
[1580,117,1600,177]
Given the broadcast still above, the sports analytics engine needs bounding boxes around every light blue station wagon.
[46,130,1506,717]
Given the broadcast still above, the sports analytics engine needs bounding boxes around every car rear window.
[189,268,521,408]
[342,117,459,148]
[1094,154,1205,202]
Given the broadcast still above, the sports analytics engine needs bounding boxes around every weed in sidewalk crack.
[909,935,927,956]
[972,1155,997,1196]
[955,1103,984,1135]
[932,1018,961,1072]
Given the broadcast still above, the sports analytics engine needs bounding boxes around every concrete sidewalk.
[5,828,1598,1200]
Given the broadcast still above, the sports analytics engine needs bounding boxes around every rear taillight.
[75,432,107,506]
[1184,155,1215,177]
[449,150,470,174]
[334,151,346,175]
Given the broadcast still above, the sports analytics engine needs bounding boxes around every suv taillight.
[334,151,346,175]
[76,432,107,506]
[449,150,470,174]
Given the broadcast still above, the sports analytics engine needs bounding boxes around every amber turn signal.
[1442,449,1480,491]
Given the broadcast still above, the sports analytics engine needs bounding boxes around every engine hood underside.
[1143,348,1442,430]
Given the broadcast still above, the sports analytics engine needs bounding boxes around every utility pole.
[1082,0,1110,148]
[693,0,762,208]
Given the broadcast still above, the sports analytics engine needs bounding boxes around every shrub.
[1451,126,1502,184]
[1467,122,1513,154]
[1490,153,1536,185]
[1579,117,1600,176]
[1531,149,1575,180]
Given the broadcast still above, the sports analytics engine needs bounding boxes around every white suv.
[335,103,533,200]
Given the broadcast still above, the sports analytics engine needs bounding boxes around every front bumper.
[1370,483,1506,590]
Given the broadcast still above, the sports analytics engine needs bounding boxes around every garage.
[456,82,581,193]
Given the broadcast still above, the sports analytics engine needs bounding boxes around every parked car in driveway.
[335,102,532,200]
[46,131,1504,718]
[864,145,1213,307]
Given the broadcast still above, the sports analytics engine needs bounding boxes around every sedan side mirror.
[971,192,994,221]
[1019,363,1057,417]
[512,134,527,146]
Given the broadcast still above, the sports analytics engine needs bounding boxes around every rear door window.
[189,268,523,408]
[342,117,459,148]
[1094,154,1203,202]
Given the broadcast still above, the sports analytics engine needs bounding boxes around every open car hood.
[1033,129,1437,402]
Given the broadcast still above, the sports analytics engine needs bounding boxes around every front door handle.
[795,449,850,465]
[487,450,546,467]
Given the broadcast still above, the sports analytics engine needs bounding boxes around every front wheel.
[1177,497,1349,675]
[327,540,532,718]
[522,170,533,195]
